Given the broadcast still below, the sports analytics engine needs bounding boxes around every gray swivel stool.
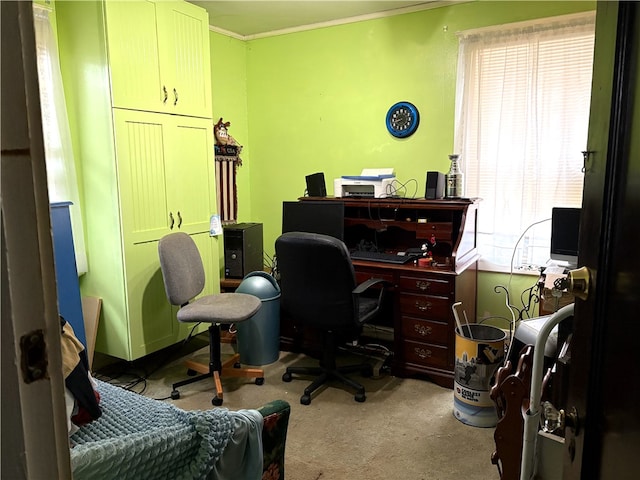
[158,232,264,406]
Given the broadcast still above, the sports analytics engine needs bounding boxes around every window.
[34,5,87,273]
[454,12,596,272]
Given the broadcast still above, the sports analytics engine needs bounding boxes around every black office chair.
[158,232,265,406]
[275,231,387,405]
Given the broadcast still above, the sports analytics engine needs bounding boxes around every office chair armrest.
[353,278,388,324]
[352,277,388,295]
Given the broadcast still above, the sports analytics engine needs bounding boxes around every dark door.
[563,2,640,479]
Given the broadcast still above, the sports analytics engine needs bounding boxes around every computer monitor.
[282,201,345,241]
[550,207,581,268]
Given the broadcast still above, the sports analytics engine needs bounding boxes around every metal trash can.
[236,271,281,365]
[453,324,506,427]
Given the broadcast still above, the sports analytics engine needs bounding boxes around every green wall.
[209,32,251,219]
[476,271,543,327]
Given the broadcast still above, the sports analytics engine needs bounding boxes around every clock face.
[386,102,419,138]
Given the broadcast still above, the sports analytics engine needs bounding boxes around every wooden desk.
[220,277,243,292]
[279,197,480,388]
[220,268,272,292]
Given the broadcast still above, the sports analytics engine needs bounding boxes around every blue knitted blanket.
[70,380,234,480]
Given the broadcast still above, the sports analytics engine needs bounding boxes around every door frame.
[1,1,72,477]
[563,1,639,478]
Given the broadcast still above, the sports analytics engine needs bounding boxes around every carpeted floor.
[93,335,499,480]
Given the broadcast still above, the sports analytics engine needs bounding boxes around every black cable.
[93,329,207,397]
[380,178,419,199]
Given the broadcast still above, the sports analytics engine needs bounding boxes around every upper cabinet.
[105,0,212,118]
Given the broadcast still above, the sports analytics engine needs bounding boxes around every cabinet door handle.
[415,347,432,359]
[416,301,432,311]
[177,211,182,228]
[169,211,174,229]
[163,86,168,104]
[416,280,431,291]
[414,324,432,336]
[173,88,178,106]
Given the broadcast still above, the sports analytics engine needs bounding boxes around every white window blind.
[454,12,595,272]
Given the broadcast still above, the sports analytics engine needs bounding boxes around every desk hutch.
[280,197,480,388]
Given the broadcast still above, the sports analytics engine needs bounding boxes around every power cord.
[380,178,419,199]
[494,217,550,364]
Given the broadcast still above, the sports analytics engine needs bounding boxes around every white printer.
[333,168,396,198]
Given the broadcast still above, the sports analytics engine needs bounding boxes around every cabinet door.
[104,1,164,112]
[113,109,171,244]
[114,110,217,243]
[165,115,217,235]
[124,239,176,359]
[156,1,212,117]
[124,233,218,357]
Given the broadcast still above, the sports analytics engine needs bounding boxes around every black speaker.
[425,171,445,199]
[223,223,263,279]
[305,172,327,197]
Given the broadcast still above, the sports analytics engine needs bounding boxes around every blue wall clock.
[386,101,420,138]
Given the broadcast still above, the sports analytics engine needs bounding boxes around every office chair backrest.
[275,231,357,329]
[158,232,206,306]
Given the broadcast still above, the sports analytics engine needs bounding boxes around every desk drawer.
[398,275,452,296]
[415,222,453,240]
[399,293,450,321]
[354,269,395,286]
[403,339,449,369]
[401,316,449,346]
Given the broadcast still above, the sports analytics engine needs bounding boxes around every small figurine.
[418,235,438,267]
[214,118,241,147]
[421,242,433,261]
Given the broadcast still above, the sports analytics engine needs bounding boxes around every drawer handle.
[169,211,175,229]
[414,324,432,336]
[416,280,431,291]
[416,301,432,311]
[163,85,168,104]
[415,347,432,359]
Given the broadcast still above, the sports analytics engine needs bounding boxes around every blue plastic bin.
[236,271,281,365]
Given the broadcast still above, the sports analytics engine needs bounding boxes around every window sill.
[478,259,543,276]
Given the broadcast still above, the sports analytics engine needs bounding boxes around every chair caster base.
[212,396,223,407]
[282,372,292,382]
[171,390,180,400]
[255,377,265,385]
[355,392,366,403]
[186,369,197,376]
[300,394,311,405]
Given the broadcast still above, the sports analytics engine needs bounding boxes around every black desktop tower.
[223,223,263,279]
[425,171,445,199]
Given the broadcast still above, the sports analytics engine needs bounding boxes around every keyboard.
[350,250,416,264]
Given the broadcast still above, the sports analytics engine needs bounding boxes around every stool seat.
[177,293,261,324]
